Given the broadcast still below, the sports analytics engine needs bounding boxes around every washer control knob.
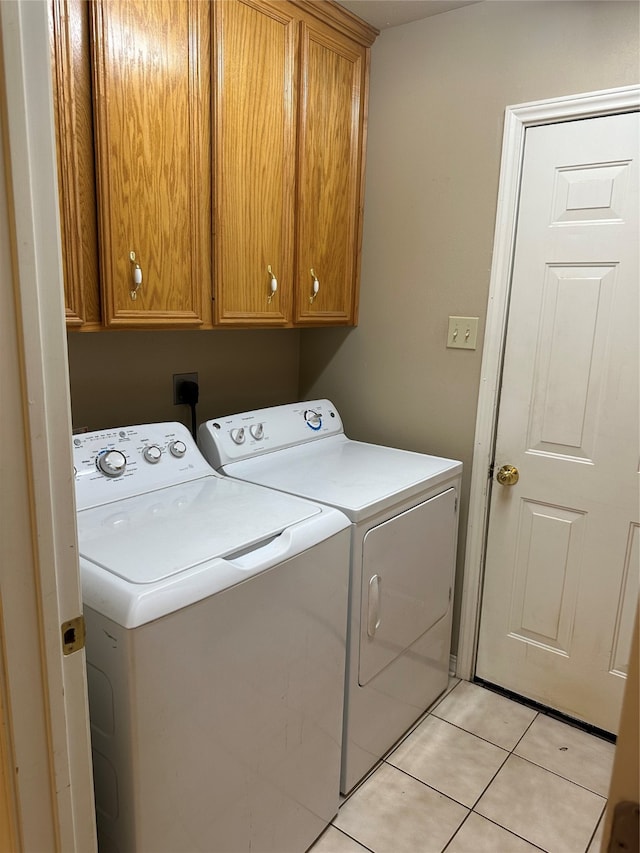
[231,428,246,445]
[304,409,322,430]
[97,449,127,478]
[169,440,187,458]
[143,444,162,464]
[249,423,264,440]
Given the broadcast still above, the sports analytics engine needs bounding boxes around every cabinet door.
[294,22,365,325]
[50,0,100,329]
[213,0,297,326]
[92,0,211,327]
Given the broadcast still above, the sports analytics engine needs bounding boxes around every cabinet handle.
[367,574,381,638]
[129,251,142,301]
[267,265,278,303]
[309,268,319,303]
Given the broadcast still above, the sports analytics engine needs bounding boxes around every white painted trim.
[0,1,96,849]
[456,85,640,681]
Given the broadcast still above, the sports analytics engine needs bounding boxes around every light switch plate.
[447,316,479,350]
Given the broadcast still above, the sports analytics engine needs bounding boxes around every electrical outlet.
[447,316,479,350]
[173,372,198,405]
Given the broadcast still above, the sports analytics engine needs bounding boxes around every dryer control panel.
[73,422,213,510]
[199,400,344,468]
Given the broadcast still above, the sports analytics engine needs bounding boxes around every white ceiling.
[338,0,482,30]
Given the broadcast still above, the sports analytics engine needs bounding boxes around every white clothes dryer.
[73,422,350,853]
[199,401,463,794]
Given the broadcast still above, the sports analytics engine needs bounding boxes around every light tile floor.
[309,680,614,853]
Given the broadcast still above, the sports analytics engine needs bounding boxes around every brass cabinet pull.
[267,265,278,303]
[310,268,319,303]
[129,251,142,300]
[496,464,519,486]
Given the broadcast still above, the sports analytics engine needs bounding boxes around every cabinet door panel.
[50,0,100,328]
[295,23,364,325]
[214,0,296,325]
[92,0,211,327]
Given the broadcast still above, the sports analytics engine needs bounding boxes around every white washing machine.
[199,401,463,794]
[72,422,350,853]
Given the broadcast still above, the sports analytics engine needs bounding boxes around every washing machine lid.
[222,435,462,522]
[77,474,321,584]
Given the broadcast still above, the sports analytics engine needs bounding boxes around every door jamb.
[456,84,640,681]
[0,1,96,848]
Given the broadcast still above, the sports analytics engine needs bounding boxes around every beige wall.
[67,329,300,432]
[299,0,640,653]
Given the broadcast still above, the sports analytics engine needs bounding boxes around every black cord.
[189,402,197,441]
[178,380,199,440]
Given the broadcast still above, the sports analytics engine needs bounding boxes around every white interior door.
[476,111,639,733]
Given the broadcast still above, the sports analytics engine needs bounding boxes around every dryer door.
[358,488,456,687]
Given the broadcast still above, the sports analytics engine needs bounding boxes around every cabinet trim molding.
[290,0,378,46]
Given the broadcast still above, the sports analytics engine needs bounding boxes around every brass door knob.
[496,464,519,486]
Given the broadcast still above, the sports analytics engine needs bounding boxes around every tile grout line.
[331,824,376,853]
[330,683,610,853]
[474,680,616,745]
[387,700,607,845]
[467,741,512,811]
[338,678,465,808]
[381,759,480,813]
[370,759,553,853]
[466,709,607,852]
[582,803,607,853]
[502,707,612,796]
[507,753,610,800]
[440,809,474,853]
[391,678,465,751]
[465,711,539,813]
[512,711,539,751]
[429,708,535,753]
[467,812,551,853]
[387,688,610,802]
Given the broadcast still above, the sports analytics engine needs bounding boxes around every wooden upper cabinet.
[91,0,211,327]
[50,0,101,329]
[213,0,376,327]
[294,20,365,325]
[50,0,374,331]
[213,0,297,326]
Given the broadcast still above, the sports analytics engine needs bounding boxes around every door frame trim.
[456,84,640,680]
[0,1,96,848]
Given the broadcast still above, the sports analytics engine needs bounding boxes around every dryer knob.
[304,409,322,430]
[97,449,127,478]
[249,423,264,440]
[169,440,187,459]
[143,444,162,464]
[231,428,246,445]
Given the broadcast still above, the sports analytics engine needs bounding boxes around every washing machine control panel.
[199,399,344,468]
[73,422,213,510]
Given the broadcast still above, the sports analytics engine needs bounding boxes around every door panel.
[527,265,615,458]
[92,0,210,326]
[358,489,456,687]
[476,112,639,732]
[508,501,585,652]
[295,22,363,324]
[50,0,100,328]
[213,0,296,325]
